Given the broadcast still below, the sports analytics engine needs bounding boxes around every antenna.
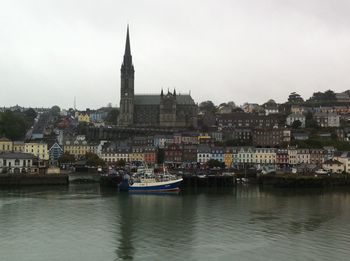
[74,96,76,110]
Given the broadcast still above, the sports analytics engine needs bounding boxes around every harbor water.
[1,184,350,261]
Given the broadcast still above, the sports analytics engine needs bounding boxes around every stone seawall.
[259,175,350,188]
[0,174,69,186]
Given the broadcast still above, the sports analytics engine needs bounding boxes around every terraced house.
[254,148,276,165]
[24,142,49,160]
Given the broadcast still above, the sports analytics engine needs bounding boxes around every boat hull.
[128,178,183,192]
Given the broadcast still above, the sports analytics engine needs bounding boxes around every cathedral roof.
[134,94,195,105]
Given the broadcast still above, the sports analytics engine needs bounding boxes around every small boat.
[315,169,328,175]
[119,169,183,192]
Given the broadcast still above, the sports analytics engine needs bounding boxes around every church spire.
[121,25,134,73]
[124,25,131,56]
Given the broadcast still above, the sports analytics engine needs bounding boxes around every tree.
[116,159,126,167]
[58,152,75,164]
[85,152,105,167]
[309,90,336,102]
[288,92,304,103]
[51,105,61,116]
[24,108,37,120]
[207,159,224,169]
[105,108,119,125]
[199,101,216,114]
[0,111,27,140]
[227,101,236,109]
[291,120,302,129]
[305,111,318,128]
[324,90,336,101]
[157,148,165,164]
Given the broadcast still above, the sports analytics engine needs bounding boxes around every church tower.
[119,26,134,126]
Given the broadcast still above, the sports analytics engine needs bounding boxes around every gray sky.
[1,0,350,109]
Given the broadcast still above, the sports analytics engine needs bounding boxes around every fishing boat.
[119,167,183,192]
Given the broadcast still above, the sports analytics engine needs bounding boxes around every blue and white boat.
[119,169,183,192]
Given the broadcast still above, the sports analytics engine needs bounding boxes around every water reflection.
[1,184,350,261]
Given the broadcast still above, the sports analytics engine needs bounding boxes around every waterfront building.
[49,142,63,165]
[197,144,211,163]
[309,149,325,166]
[118,27,197,128]
[24,142,49,160]
[100,143,131,164]
[276,148,289,167]
[77,113,90,123]
[0,152,37,174]
[224,148,234,168]
[130,147,144,163]
[288,146,298,165]
[210,147,224,162]
[143,147,157,165]
[322,159,344,174]
[237,146,254,166]
[0,137,13,152]
[333,152,350,173]
[232,148,239,168]
[254,148,276,165]
[64,135,96,159]
[296,149,310,164]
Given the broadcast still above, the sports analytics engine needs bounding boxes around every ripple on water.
[1,185,350,261]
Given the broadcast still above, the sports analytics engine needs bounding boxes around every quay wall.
[0,174,68,187]
[259,175,350,188]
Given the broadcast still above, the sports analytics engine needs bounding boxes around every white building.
[286,113,306,128]
[0,152,37,174]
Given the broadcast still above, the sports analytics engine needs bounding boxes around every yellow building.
[254,148,276,165]
[13,141,25,152]
[77,113,90,123]
[64,136,97,159]
[130,147,144,162]
[0,137,13,152]
[24,142,49,160]
[224,148,233,168]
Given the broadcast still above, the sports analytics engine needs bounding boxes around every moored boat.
[119,169,183,192]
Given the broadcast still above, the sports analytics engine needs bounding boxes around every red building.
[276,149,289,167]
[143,147,157,164]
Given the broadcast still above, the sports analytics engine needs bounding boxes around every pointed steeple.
[161,88,164,97]
[173,88,176,96]
[124,25,131,56]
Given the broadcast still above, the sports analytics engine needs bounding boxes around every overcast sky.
[1,0,350,109]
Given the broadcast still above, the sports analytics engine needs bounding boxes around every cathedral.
[118,27,198,128]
